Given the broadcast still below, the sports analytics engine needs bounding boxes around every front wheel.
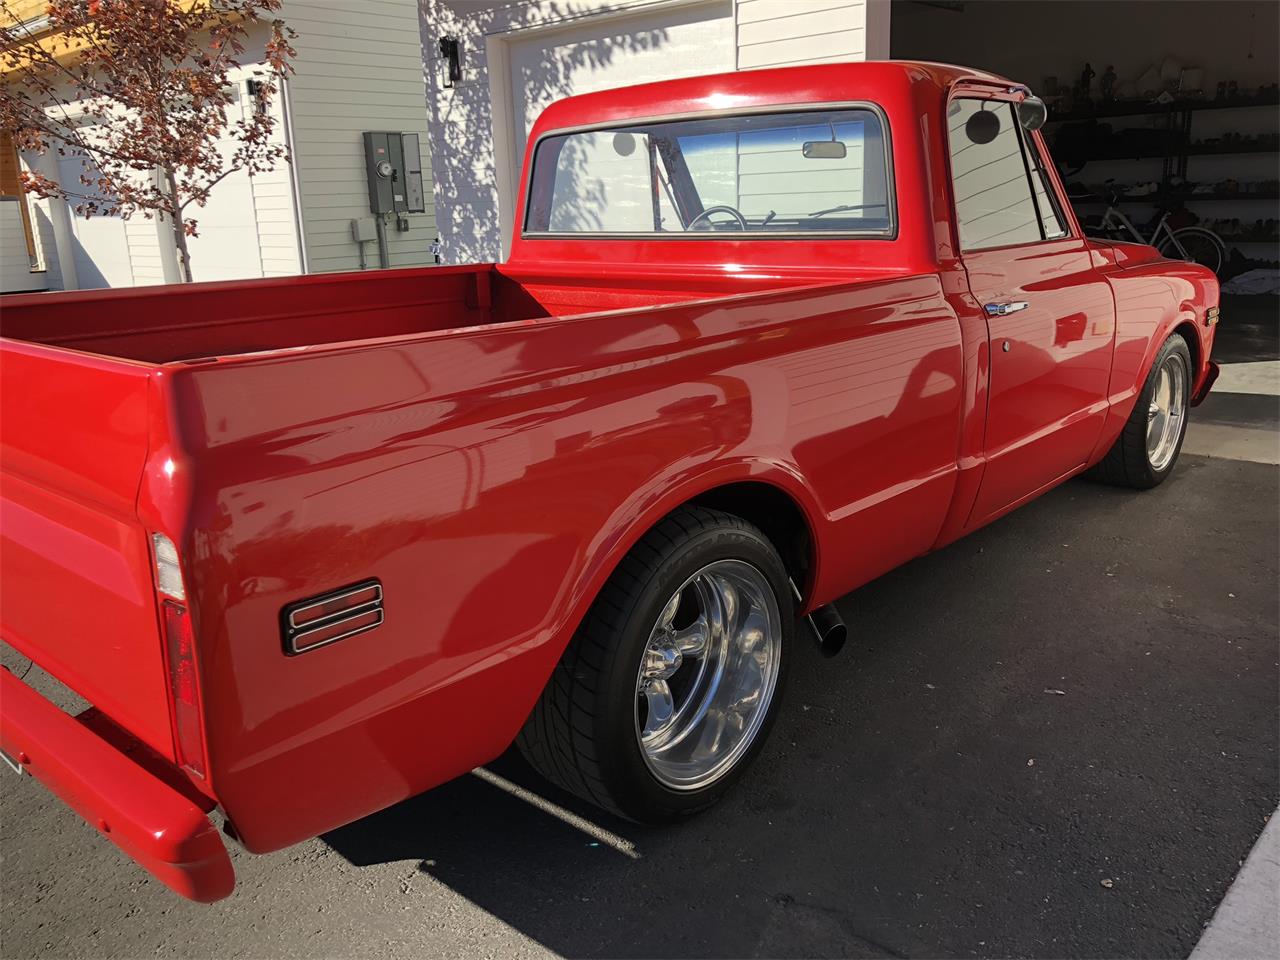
[1158,227,1225,275]
[517,506,792,822]
[1090,333,1192,489]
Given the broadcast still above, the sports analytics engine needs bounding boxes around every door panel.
[184,85,264,283]
[965,239,1115,521]
[945,95,1115,525]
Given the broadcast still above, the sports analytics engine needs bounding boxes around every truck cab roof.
[509,60,1017,275]
[527,60,1015,134]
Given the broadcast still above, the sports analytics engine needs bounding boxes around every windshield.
[524,107,893,237]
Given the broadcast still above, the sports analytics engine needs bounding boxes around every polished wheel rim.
[1146,354,1187,472]
[634,559,782,791]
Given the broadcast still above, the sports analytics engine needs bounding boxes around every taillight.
[151,534,206,778]
[151,532,185,600]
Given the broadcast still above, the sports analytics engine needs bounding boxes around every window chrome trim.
[521,100,897,241]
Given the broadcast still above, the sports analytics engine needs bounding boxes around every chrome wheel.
[634,559,782,791]
[1146,353,1187,472]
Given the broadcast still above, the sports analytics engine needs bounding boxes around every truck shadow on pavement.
[323,463,1279,960]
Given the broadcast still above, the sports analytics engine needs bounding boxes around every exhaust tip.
[791,581,848,658]
[807,604,848,658]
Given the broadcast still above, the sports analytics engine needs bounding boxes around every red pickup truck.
[0,61,1218,902]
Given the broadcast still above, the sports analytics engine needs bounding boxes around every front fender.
[1089,260,1217,463]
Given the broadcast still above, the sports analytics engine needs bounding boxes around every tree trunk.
[171,216,193,283]
[163,167,192,283]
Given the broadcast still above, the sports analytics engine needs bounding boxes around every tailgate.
[0,340,173,759]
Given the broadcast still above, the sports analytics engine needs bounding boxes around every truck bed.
[4,262,949,855]
[0,261,817,772]
[0,264,807,364]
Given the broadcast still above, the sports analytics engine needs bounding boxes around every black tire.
[1089,333,1193,489]
[517,505,793,822]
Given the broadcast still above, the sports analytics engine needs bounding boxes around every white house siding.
[251,159,304,277]
[737,0,885,69]
[282,0,437,273]
[421,0,888,265]
[21,191,60,290]
[13,29,300,289]
[125,217,167,286]
[0,199,46,292]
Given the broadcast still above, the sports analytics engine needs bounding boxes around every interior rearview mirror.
[1018,96,1048,132]
[802,141,847,159]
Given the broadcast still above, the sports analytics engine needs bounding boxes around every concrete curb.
[1190,809,1280,960]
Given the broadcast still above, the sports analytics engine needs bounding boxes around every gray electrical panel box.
[350,217,378,242]
[362,132,426,216]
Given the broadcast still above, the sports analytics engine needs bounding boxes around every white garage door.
[498,0,734,247]
[508,1,734,157]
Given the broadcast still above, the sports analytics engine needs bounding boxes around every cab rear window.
[524,107,894,237]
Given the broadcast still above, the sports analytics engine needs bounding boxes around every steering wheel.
[686,204,749,231]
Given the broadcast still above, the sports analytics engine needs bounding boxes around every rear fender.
[551,459,828,659]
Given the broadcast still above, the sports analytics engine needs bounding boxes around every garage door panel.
[507,0,734,164]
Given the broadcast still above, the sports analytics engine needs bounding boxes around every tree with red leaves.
[0,0,295,281]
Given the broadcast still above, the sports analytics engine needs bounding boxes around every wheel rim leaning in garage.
[1147,353,1188,472]
[634,559,782,791]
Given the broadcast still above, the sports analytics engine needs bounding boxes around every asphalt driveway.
[2,304,1277,960]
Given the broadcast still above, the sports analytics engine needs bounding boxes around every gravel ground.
[3,448,1276,960]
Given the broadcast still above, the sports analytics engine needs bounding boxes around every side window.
[1022,131,1068,240]
[947,99,1046,250]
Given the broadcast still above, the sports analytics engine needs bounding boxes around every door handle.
[984,301,1029,317]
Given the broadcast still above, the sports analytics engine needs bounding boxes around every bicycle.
[1088,185,1226,275]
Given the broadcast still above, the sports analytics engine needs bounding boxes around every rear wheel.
[517,506,792,822]
[1090,333,1192,489]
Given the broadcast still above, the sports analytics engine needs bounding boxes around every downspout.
[278,73,309,274]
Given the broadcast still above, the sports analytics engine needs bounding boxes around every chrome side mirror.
[1018,96,1048,132]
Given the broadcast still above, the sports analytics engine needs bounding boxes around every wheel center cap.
[644,644,682,679]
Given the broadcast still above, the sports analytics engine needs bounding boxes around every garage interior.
[891,0,1280,288]
[892,0,1279,468]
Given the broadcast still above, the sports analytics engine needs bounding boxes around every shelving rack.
[1046,92,1280,264]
